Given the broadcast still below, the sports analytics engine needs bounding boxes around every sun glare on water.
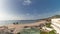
[0,12,7,20]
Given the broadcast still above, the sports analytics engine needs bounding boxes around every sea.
[0,20,36,26]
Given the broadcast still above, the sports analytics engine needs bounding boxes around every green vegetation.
[49,30,56,34]
[52,15,60,18]
[40,30,48,34]
[40,22,56,34]
[17,32,20,34]
[46,23,52,28]
[40,30,56,34]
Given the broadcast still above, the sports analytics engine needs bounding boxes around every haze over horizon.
[0,0,60,20]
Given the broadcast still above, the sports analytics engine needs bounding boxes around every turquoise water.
[20,28,40,34]
[0,20,36,25]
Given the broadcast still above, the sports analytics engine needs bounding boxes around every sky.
[0,0,60,20]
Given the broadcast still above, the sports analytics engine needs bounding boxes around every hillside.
[37,15,60,22]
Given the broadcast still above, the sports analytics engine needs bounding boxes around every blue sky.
[0,0,60,20]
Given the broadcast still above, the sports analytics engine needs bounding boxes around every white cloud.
[23,0,32,5]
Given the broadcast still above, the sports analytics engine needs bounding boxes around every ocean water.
[0,20,36,26]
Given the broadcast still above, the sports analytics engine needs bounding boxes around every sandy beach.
[4,20,46,34]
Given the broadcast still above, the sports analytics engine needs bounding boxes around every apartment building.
[51,18,60,34]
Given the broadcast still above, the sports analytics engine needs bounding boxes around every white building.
[51,18,60,34]
[42,26,53,32]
